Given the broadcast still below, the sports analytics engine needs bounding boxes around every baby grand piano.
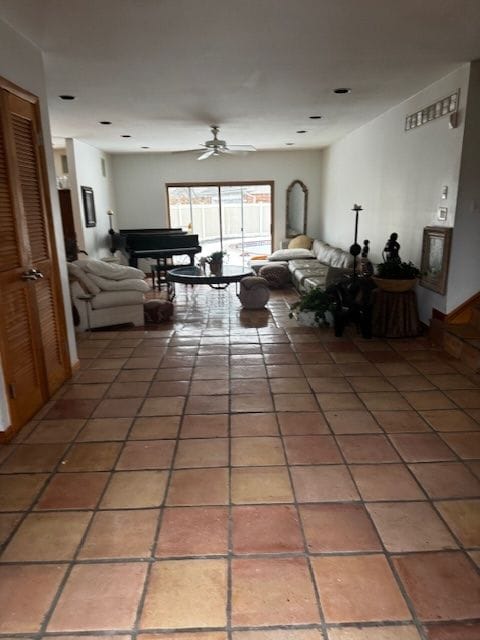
[112,228,202,268]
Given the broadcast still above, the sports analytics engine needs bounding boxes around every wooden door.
[58,189,78,261]
[0,79,70,432]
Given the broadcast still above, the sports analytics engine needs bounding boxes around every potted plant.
[373,260,420,292]
[289,286,333,326]
[206,251,226,275]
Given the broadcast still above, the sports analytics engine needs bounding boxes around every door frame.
[166,181,275,254]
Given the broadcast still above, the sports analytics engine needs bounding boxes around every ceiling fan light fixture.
[175,126,255,160]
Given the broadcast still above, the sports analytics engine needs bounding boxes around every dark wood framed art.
[419,226,453,294]
[81,186,96,227]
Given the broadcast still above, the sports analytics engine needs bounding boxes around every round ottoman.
[239,276,270,309]
[144,299,174,323]
[259,263,290,288]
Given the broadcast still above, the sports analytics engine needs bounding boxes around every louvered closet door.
[0,92,44,425]
[0,83,70,432]
[8,92,69,394]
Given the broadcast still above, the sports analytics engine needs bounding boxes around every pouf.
[259,263,290,288]
[144,299,174,323]
[239,276,270,309]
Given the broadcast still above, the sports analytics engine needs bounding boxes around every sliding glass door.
[167,182,272,265]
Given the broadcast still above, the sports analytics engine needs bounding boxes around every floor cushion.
[144,299,174,323]
[259,263,290,288]
[239,276,270,309]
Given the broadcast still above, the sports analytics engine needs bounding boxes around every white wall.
[447,61,480,312]
[53,148,69,185]
[67,139,116,259]
[319,65,470,323]
[0,19,77,431]
[111,150,323,249]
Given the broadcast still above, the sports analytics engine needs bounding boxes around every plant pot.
[209,260,223,275]
[372,277,417,292]
[295,310,332,327]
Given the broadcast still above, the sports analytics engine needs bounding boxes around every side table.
[371,288,420,338]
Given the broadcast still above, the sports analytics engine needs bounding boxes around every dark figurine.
[360,239,374,277]
[383,232,401,263]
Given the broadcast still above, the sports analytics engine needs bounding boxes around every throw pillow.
[269,248,314,261]
[288,235,312,250]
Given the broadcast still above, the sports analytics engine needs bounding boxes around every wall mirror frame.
[286,179,308,238]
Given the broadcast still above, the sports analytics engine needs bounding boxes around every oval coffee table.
[166,265,253,299]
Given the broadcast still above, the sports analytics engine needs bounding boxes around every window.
[167,182,273,265]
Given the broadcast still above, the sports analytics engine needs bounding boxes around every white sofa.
[250,239,354,292]
[67,259,150,331]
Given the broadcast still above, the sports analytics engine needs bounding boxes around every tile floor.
[1,285,480,639]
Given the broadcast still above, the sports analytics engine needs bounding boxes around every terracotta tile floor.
[1,285,480,638]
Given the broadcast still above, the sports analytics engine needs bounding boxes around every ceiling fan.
[178,125,256,160]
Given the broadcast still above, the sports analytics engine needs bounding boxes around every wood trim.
[0,74,38,104]
[166,180,275,188]
[432,291,480,325]
[71,359,81,374]
[0,421,18,444]
[432,308,446,322]
[165,181,275,253]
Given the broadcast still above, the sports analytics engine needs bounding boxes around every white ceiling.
[1,0,480,153]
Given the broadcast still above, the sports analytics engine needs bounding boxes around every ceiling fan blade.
[170,148,205,155]
[227,144,256,152]
[197,149,216,160]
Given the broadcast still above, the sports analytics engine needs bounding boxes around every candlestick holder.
[107,210,116,254]
[350,204,363,282]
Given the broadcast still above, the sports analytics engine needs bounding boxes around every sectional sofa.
[250,238,355,292]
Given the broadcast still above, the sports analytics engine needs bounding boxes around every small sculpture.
[360,239,374,277]
[383,233,401,263]
[361,239,370,258]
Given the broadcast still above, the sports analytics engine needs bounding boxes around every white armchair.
[67,260,149,331]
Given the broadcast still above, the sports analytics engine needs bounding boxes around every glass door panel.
[242,184,272,259]
[167,186,191,231]
[190,186,221,258]
[220,186,243,265]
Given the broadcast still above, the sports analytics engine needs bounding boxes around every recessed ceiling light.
[98,121,112,125]
[296,130,307,134]
[285,142,294,146]
[121,134,131,138]
[141,146,150,149]
[58,94,76,101]
[309,115,322,119]
[333,88,351,94]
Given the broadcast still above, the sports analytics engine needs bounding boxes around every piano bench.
[150,264,175,299]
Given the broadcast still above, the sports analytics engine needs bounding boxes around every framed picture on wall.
[419,226,453,295]
[81,186,96,227]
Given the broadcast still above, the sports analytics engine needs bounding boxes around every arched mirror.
[286,180,308,238]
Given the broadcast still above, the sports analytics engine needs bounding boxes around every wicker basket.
[372,277,417,292]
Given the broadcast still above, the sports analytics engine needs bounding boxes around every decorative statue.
[360,239,374,277]
[383,232,401,263]
[361,239,370,258]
